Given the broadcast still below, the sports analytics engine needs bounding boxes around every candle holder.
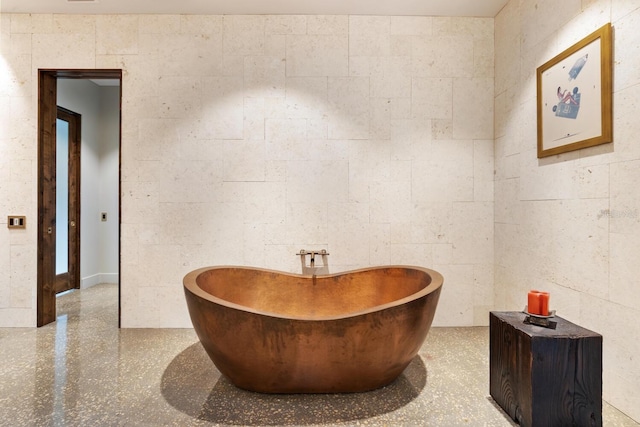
[523,306,557,329]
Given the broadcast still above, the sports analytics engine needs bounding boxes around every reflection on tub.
[183,265,443,393]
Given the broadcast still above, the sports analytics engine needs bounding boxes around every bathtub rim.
[183,265,443,322]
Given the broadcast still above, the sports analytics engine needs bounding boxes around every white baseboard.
[81,273,119,289]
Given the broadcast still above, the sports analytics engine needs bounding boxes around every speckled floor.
[0,284,637,426]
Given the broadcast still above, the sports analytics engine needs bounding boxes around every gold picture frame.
[536,23,612,158]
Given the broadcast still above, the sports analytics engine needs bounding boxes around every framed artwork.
[536,23,612,158]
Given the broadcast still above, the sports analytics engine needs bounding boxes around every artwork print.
[542,43,600,147]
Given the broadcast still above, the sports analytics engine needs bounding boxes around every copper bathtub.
[183,265,443,394]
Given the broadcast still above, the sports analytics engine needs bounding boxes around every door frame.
[37,69,123,327]
[54,106,81,295]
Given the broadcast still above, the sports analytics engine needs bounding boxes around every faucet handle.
[296,249,329,256]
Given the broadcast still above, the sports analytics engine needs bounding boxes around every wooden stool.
[489,311,602,427]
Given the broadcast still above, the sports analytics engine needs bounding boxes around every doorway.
[37,69,122,327]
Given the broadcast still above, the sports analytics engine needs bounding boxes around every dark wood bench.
[489,311,602,427]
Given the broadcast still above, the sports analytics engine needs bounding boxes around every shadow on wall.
[161,343,427,425]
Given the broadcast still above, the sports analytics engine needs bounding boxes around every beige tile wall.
[494,0,640,421]
[0,14,494,329]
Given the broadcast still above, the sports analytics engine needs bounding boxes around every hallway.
[0,284,636,426]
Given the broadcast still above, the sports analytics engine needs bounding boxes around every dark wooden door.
[37,75,83,326]
[54,107,81,294]
[37,72,57,326]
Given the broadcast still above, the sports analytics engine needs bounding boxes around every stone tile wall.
[0,14,494,328]
[494,0,640,421]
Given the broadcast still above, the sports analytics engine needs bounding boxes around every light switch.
[8,216,26,229]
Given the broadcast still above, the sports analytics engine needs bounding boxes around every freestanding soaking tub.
[183,265,443,393]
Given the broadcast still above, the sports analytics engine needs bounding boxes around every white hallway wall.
[0,13,494,328]
[98,85,121,284]
[494,0,640,421]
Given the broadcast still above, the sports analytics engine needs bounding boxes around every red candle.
[527,290,550,316]
[528,290,541,315]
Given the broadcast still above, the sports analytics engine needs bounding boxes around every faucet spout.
[297,249,329,274]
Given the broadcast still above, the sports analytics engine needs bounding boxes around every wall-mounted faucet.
[297,249,329,274]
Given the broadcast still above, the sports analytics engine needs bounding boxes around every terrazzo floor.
[0,283,638,426]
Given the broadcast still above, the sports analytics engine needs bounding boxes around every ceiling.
[0,0,509,17]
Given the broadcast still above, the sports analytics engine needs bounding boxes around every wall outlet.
[101,212,107,222]
[8,216,26,229]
